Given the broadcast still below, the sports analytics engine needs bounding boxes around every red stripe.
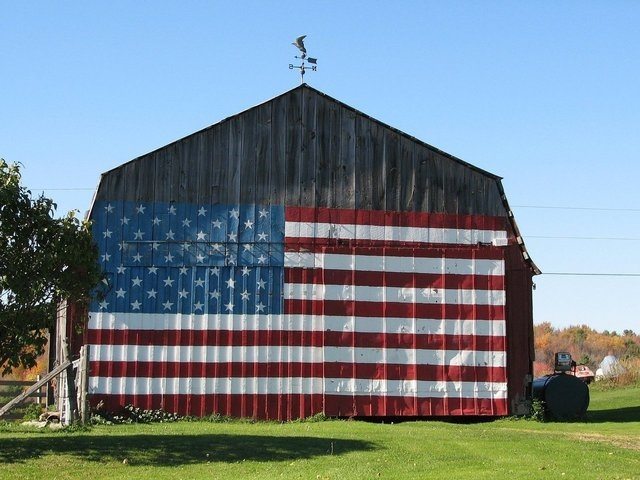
[323,395,508,417]
[90,361,507,383]
[89,393,507,419]
[285,268,505,290]
[285,299,505,320]
[88,329,505,351]
[285,237,513,250]
[286,206,507,232]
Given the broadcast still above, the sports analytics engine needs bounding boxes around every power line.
[528,235,640,241]
[542,272,640,277]
[21,193,640,213]
[31,188,94,191]
[512,205,640,213]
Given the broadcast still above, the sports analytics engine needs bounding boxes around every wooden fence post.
[78,345,90,424]
[63,340,78,424]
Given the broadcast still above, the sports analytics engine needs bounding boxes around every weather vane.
[289,35,317,84]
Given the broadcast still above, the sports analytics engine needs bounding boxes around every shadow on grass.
[586,406,640,423]
[0,433,376,466]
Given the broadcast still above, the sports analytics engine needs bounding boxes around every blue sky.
[1,1,639,332]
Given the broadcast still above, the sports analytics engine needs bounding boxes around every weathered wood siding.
[95,86,506,219]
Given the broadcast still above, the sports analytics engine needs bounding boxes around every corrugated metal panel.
[84,85,535,419]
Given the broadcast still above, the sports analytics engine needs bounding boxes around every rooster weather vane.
[289,35,317,83]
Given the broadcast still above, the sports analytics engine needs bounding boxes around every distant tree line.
[534,323,640,376]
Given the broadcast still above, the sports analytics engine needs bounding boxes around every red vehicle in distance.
[568,365,595,384]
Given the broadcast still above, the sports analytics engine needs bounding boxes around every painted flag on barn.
[88,201,509,419]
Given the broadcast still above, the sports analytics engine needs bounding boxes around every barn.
[76,84,538,420]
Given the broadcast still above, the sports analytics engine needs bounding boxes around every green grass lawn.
[1,386,639,480]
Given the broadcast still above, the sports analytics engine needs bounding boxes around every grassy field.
[1,386,639,480]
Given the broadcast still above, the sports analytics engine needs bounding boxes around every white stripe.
[88,312,506,336]
[285,221,508,246]
[89,376,507,398]
[284,284,505,306]
[284,252,505,276]
[89,344,506,367]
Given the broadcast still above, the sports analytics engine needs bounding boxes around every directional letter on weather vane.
[289,35,317,84]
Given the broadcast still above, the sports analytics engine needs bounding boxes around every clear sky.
[1,1,639,333]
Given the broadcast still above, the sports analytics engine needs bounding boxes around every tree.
[0,159,101,375]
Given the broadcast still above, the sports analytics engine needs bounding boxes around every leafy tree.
[0,159,101,374]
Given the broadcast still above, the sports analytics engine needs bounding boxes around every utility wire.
[527,235,640,241]
[31,188,94,191]
[512,205,640,213]
[542,272,640,277]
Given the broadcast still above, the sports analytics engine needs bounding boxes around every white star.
[212,219,222,229]
[152,242,161,250]
[148,266,158,274]
[257,232,268,241]
[103,229,112,238]
[227,232,237,242]
[168,205,176,215]
[196,230,207,241]
[243,244,253,252]
[118,242,125,251]
[193,301,204,312]
[163,277,175,287]
[133,229,144,240]
[198,207,207,216]
[257,254,267,264]
[210,267,220,276]
[162,300,174,310]
[257,278,266,290]
[211,243,223,253]
[182,218,192,227]
[181,242,191,251]
[117,265,127,274]
[166,229,175,240]
[195,278,205,288]
[101,278,109,286]
[229,208,239,219]
[146,289,157,298]
[99,300,109,310]
[121,216,129,225]
[152,216,162,225]
[136,204,146,214]
[131,300,142,310]
[255,302,266,313]
[209,289,220,299]
[105,203,114,213]
[115,288,126,298]
[244,219,254,229]
[224,301,234,312]
[196,253,205,263]
[179,266,189,275]
[241,266,251,276]
[132,253,142,263]
[178,288,189,299]
[258,208,269,218]
[164,252,174,263]
[240,290,250,301]
[227,255,237,265]
[101,253,111,262]
[225,277,236,289]
[131,276,142,287]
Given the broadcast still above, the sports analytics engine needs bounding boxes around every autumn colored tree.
[0,159,101,374]
[534,322,640,374]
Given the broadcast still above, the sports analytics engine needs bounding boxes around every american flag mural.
[88,200,510,419]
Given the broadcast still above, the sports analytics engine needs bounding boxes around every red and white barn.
[66,85,538,420]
